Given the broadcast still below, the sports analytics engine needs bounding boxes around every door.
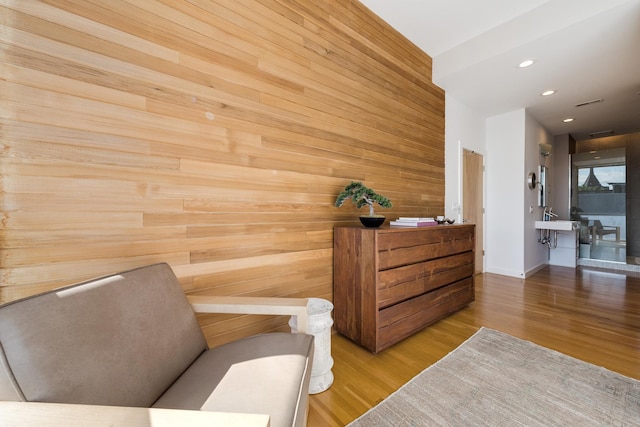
[463,149,484,274]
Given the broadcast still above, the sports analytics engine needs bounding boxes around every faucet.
[543,206,558,221]
[540,207,559,248]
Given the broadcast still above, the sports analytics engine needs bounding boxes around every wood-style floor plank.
[308,266,640,426]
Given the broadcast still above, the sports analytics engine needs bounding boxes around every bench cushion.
[153,332,314,427]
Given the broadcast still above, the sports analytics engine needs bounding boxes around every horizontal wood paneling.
[0,0,444,344]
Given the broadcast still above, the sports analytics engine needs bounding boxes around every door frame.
[461,147,485,274]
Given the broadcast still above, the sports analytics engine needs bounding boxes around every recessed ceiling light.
[542,90,556,96]
[519,59,534,68]
[562,118,574,123]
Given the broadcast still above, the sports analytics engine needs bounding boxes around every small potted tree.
[335,181,392,227]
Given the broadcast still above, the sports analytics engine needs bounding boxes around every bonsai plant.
[335,181,392,227]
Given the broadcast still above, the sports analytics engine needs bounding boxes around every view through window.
[572,163,626,263]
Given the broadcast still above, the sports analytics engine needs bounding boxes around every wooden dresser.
[333,224,475,353]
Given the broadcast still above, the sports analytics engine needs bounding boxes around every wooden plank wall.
[0,0,445,346]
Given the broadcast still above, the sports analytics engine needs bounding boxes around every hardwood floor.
[308,265,640,426]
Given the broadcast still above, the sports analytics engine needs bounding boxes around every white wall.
[444,94,486,268]
[444,95,486,221]
[485,110,526,277]
[524,112,553,274]
[446,99,556,278]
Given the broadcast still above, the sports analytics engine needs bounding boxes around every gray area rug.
[347,327,640,426]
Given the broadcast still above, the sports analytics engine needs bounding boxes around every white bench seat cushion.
[153,333,313,427]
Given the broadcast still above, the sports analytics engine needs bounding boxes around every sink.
[534,220,579,231]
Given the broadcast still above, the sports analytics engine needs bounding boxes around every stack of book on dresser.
[389,217,438,227]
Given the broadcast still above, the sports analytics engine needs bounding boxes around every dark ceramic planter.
[359,215,385,228]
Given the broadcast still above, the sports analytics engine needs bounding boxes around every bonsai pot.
[359,215,385,228]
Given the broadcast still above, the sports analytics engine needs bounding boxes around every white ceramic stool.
[289,298,334,394]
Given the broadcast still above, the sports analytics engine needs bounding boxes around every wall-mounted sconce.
[539,143,552,157]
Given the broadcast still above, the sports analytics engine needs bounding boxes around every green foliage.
[578,185,609,192]
[335,181,392,216]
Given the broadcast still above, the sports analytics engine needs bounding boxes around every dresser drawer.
[377,252,474,309]
[377,227,474,270]
[377,277,474,352]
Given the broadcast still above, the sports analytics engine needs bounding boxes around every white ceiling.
[360,0,640,141]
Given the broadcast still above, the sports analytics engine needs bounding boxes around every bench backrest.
[0,263,207,407]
